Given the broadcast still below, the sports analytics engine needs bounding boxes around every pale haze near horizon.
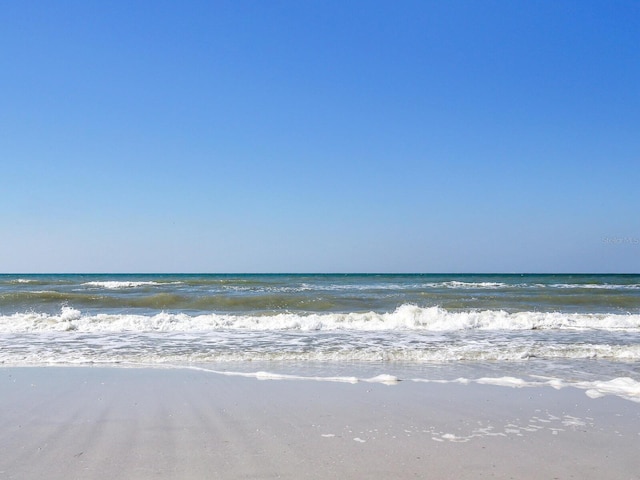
[1,1,638,273]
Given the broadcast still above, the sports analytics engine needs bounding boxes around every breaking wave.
[1,305,639,333]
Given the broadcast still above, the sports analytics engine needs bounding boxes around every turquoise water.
[0,273,639,387]
[2,273,639,315]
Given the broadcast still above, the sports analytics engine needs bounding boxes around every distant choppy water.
[1,273,639,387]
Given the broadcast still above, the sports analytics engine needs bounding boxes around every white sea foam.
[177,367,640,403]
[550,283,640,290]
[475,376,532,388]
[423,281,640,290]
[181,366,401,385]
[579,377,640,401]
[3,341,639,365]
[82,281,170,289]
[413,376,640,403]
[424,281,510,289]
[2,305,639,333]
[2,306,639,367]
[484,376,640,403]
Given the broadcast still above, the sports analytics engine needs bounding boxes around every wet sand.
[1,367,638,479]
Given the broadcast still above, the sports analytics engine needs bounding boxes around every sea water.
[1,274,639,400]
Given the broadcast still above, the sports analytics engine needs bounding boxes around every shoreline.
[1,367,638,479]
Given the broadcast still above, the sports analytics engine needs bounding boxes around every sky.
[1,0,639,273]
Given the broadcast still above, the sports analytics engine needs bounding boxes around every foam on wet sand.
[1,367,638,479]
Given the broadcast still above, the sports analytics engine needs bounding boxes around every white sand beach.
[1,367,638,479]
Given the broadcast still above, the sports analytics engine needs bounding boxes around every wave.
[0,291,341,312]
[549,283,640,290]
[3,341,640,367]
[424,281,511,289]
[0,290,92,304]
[424,281,640,290]
[2,278,50,286]
[1,305,639,333]
[82,281,182,289]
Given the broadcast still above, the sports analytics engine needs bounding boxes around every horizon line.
[1,272,638,276]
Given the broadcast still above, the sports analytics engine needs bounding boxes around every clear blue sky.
[1,0,638,273]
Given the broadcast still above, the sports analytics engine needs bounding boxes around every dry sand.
[1,367,638,479]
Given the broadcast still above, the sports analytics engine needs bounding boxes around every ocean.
[1,273,639,400]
